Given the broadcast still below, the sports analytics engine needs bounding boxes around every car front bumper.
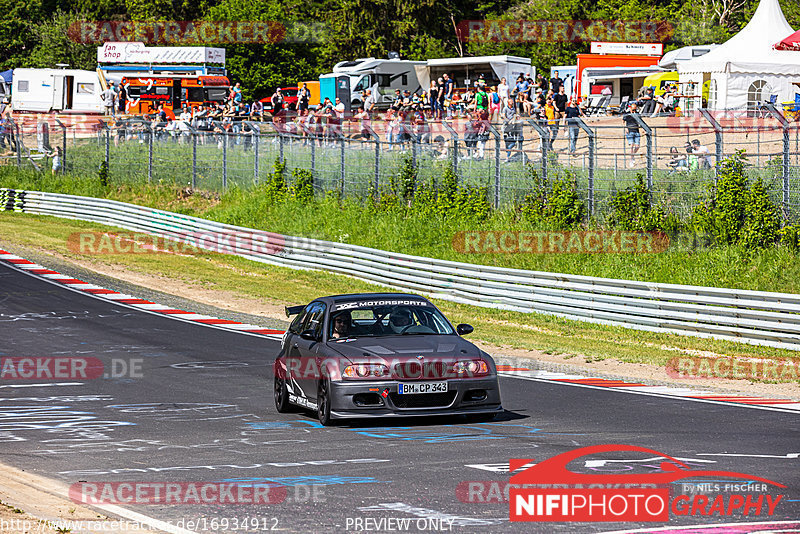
[328,377,502,419]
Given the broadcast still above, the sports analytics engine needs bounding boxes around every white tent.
[678,0,800,111]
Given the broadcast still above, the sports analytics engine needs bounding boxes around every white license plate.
[398,382,448,394]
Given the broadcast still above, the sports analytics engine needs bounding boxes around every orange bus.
[121,75,231,118]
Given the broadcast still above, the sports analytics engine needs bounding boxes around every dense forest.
[2,0,799,99]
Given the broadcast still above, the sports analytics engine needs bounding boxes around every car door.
[284,305,309,399]
[294,302,326,403]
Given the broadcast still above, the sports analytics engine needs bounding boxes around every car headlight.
[452,360,489,376]
[342,364,389,378]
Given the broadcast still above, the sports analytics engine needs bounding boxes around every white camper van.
[320,55,533,110]
[11,69,104,113]
[320,58,427,110]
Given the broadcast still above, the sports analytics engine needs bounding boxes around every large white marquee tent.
[678,0,800,111]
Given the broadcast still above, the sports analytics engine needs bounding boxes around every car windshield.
[328,302,455,339]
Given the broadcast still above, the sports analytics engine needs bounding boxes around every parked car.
[273,293,503,425]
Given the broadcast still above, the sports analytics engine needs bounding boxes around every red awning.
[775,29,800,50]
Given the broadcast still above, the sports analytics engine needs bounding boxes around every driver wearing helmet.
[389,308,414,334]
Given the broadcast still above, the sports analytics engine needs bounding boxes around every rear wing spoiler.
[285,305,305,317]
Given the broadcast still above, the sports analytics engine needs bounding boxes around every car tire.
[274,375,292,413]
[317,379,334,426]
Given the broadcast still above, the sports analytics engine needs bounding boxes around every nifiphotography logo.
[508,445,785,522]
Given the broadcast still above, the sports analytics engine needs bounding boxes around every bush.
[520,166,585,229]
[609,174,679,234]
[692,151,780,249]
[741,179,780,249]
[262,157,288,204]
[289,168,314,204]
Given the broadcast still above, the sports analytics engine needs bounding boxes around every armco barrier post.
[632,114,653,195]
[441,121,459,176]
[700,109,723,185]
[765,103,791,212]
[487,123,502,209]
[527,119,549,183]
[575,118,596,215]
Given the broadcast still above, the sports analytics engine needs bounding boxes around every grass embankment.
[2,168,800,294]
[2,210,799,373]
[2,167,800,380]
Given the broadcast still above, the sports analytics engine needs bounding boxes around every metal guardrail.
[4,187,800,351]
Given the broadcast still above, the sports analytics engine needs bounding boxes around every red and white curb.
[0,249,284,340]
[495,365,800,413]
[2,249,798,413]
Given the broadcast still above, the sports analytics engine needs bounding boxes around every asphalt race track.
[1,260,799,533]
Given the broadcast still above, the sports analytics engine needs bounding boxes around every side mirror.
[300,329,318,341]
[456,324,473,336]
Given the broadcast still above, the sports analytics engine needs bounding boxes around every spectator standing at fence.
[501,98,521,162]
[550,71,563,95]
[428,81,439,121]
[353,106,371,140]
[118,83,127,115]
[545,97,558,150]
[364,89,376,115]
[554,85,568,120]
[101,84,117,116]
[475,84,488,115]
[442,73,454,101]
[488,86,501,122]
[230,82,243,104]
[271,89,284,115]
[45,146,63,174]
[623,103,641,168]
[298,83,310,113]
[515,75,528,105]
[565,98,583,155]
[497,77,509,106]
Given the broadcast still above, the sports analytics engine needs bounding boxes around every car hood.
[326,335,483,364]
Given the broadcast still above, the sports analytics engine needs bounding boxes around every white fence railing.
[4,188,800,351]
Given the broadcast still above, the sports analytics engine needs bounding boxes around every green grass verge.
[2,211,799,382]
[2,166,800,294]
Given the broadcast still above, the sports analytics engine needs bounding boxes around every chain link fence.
[3,108,800,220]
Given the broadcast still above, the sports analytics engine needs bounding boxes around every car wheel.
[317,379,334,426]
[274,375,292,413]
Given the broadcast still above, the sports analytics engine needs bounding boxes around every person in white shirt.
[497,77,509,106]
